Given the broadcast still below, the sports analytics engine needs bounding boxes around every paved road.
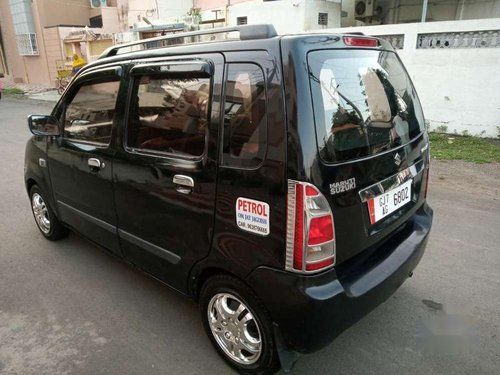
[0,98,499,374]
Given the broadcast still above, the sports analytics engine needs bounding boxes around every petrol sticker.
[236,197,270,236]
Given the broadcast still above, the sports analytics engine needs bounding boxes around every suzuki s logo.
[394,153,402,166]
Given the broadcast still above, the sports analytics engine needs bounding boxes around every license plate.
[367,179,412,224]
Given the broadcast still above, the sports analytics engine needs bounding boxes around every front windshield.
[308,49,425,163]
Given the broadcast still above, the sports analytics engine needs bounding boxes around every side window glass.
[223,63,267,168]
[64,80,120,145]
[127,75,210,158]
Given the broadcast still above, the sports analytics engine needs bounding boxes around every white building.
[198,0,342,33]
[342,0,500,27]
[114,0,194,43]
[111,0,500,137]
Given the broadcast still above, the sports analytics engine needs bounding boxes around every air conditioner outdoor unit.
[90,0,107,8]
[355,0,375,18]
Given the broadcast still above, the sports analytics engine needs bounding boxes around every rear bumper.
[246,202,433,354]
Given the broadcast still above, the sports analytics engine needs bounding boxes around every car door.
[47,66,125,256]
[112,55,223,293]
[210,52,288,275]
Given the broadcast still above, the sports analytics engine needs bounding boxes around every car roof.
[79,24,393,74]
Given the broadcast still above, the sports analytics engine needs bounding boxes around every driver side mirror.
[27,115,61,136]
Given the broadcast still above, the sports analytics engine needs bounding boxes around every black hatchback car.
[25,24,433,374]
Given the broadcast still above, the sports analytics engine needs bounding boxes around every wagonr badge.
[24,24,433,374]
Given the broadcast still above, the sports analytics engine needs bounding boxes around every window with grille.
[318,13,328,26]
[16,33,38,56]
[237,17,248,26]
[8,0,39,55]
[90,15,103,28]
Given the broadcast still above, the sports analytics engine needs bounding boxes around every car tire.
[200,274,280,375]
[29,185,69,241]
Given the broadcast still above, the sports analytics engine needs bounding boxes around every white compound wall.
[323,18,500,138]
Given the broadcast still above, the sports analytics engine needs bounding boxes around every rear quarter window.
[222,63,267,168]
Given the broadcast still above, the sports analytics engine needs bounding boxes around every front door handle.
[173,174,194,194]
[88,158,104,171]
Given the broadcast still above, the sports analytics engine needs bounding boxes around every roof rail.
[99,24,278,59]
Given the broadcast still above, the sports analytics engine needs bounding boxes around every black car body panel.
[25,137,52,201]
[281,35,429,265]
[212,49,288,278]
[25,28,433,358]
[46,65,125,257]
[247,203,433,353]
[111,53,223,292]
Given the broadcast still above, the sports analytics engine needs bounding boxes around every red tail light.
[308,216,334,246]
[306,257,334,271]
[423,142,430,199]
[343,36,378,47]
[423,165,430,199]
[293,184,304,270]
[286,180,335,274]
[424,166,430,199]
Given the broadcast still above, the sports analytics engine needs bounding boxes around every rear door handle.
[88,158,104,171]
[173,174,194,194]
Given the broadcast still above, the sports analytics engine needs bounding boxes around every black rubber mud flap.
[273,323,299,373]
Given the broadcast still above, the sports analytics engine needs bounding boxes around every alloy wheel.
[207,292,262,365]
[32,193,51,234]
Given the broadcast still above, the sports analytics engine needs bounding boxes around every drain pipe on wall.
[421,0,428,22]
[225,1,230,26]
[455,0,465,20]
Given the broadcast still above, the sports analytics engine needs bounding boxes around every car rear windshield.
[308,49,425,163]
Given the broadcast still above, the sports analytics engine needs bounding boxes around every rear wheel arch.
[190,263,267,303]
[190,266,236,302]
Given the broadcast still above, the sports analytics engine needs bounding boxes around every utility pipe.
[421,0,428,22]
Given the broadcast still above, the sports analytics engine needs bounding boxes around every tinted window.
[64,80,120,144]
[223,64,266,167]
[308,50,425,163]
[127,75,210,158]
